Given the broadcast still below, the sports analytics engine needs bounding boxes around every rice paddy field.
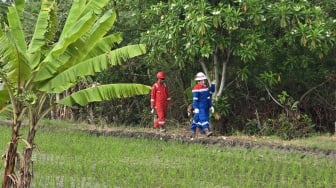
[0,122,335,188]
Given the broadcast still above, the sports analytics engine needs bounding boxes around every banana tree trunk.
[2,120,21,188]
[2,125,36,188]
[18,127,36,188]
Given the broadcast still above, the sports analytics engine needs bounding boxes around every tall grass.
[0,124,335,187]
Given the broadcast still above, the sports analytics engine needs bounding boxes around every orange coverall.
[150,82,171,128]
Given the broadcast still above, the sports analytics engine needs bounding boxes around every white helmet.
[195,72,207,81]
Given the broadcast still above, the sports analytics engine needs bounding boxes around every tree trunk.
[17,128,36,188]
[2,101,32,188]
[2,122,21,188]
[216,48,231,97]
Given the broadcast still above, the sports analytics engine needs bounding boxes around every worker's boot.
[205,128,213,137]
[159,125,166,132]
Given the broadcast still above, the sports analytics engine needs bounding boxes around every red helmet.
[156,71,166,79]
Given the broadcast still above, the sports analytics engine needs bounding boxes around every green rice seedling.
[318,160,335,187]
[1,124,336,187]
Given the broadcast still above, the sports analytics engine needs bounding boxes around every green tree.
[141,0,335,97]
[141,0,336,130]
[0,0,148,187]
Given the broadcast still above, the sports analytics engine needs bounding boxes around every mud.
[83,128,336,159]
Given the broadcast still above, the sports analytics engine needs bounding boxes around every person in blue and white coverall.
[190,72,215,137]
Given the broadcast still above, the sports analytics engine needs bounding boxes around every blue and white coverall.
[190,83,215,133]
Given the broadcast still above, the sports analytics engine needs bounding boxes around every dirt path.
[83,127,336,159]
[1,120,335,159]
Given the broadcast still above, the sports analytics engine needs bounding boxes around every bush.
[262,113,316,140]
[244,112,316,140]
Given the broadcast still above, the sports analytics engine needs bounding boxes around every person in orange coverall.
[150,71,171,132]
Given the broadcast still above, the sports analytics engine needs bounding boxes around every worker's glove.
[193,108,199,114]
[151,108,155,114]
[210,106,215,113]
[211,80,216,84]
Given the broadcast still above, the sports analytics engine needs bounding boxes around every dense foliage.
[37,0,336,139]
[2,0,336,138]
[139,0,336,138]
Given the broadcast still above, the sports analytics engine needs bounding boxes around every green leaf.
[60,0,110,37]
[86,33,123,58]
[0,85,10,108]
[7,6,27,53]
[35,10,118,83]
[59,83,151,107]
[59,0,86,38]
[38,44,146,93]
[0,104,12,120]
[50,11,96,57]
[13,0,25,16]
[0,25,31,84]
[82,0,111,15]
[27,1,55,54]
[74,10,117,60]
[46,10,117,74]
[34,11,97,81]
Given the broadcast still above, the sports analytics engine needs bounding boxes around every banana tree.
[0,0,149,187]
